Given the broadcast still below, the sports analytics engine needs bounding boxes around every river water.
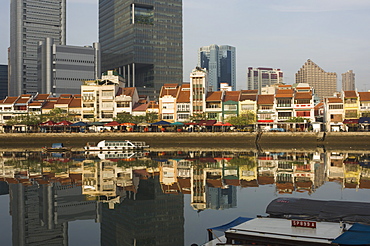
[0,148,370,246]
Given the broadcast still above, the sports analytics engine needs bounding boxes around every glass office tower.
[99,0,183,99]
[9,0,66,96]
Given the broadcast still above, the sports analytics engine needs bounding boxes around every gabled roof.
[240,90,257,101]
[177,86,190,103]
[295,91,312,99]
[223,91,240,102]
[56,97,73,105]
[69,98,81,108]
[133,103,148,112]
[314,102,324,110]
[206,91,223,101]
[2,97,18,104]
[359,92,370,101]
[257,94,274,104]
[15,96,31,104]
[344,90,357,98]
[33,94,50,101]
[327,97,343,103]
[123,87,136,97]
[42,101,56,109]
[160,84,179,97]
[276,89,293,98]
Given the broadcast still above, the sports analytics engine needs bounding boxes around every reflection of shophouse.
[239,156,258,187]
[191,167,207,211]
[293,154,315,194]
[275,158,294,194]
[343,155,361,189]
[257,153,278,185]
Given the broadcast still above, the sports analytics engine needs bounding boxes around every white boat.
[84,140,149,151]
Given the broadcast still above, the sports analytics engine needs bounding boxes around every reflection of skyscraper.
[9,0,66,96]
[101,175,184,245]
[0,180,9,195]
[198,44,236,91]
[207,186,236,210]
[99,0,183,100]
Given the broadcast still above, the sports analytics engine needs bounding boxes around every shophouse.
[342,90,359,131]
[176,84,191,122]
[324,97,344,132]
[205,91,223,121]
[159,84,180,122]
[222,91,240,120]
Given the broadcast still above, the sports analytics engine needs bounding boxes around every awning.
[151,120,171,126]
[198,120,217,126]
[70,121,88,127]
[332,223,370,245]
[343,119,359,124]
[104,121,120,126]
[359,117,370,124]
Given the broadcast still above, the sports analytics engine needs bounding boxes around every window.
[133,5,154,25]
[296,111,310,117]
[224,105,237,111]
[177,114,189,120]
[117,102,130,108]
[345,110,357,118]
[162,114,174,120]
[241,104,254,111]
[329,104,343,109]
[207,113,218,119]
[102,102,113,108]
[102,90,113,97]
[278,112,292,119]
[277,99,291,107]
[177,104,189,111]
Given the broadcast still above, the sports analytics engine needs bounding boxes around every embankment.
[0,132,369,152]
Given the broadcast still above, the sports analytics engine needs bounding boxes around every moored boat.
[42,143,71,152]
[84,140,149,151]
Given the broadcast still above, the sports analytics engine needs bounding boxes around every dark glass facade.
[0,65,8,100]
[99,0,183,100]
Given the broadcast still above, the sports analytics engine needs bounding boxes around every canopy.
[359,117,370,124]
[121,122,136,126]
[104,121,120,126]
[70,121,88,127]
[55,120,71,126]
[213,122,223,126]
[198,120,217,126]
[332,223,370,245]
[170,122,184,126]
[151,120,171,126]
[343,119,359,124]
[40,120,56,126]
[266,197,370,224]
[208,217,253,232]
[222,122,233,126]
[137,122,150,126]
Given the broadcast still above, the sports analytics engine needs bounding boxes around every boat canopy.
[266,197,370,224]
[208,217,252,232]
[332,223,370,245]
[51,143,64,149]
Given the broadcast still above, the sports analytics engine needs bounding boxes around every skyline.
[0,0,369,92]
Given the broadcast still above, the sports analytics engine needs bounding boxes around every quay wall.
[0,132,369,151]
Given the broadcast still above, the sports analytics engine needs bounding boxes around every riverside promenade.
[0,131,369,152]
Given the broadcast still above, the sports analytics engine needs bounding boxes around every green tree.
[190,112,208,122]
[46,108,72,122]
[114,113,134,123]
[226,110,256,126]
[144,112,158,123]
[285,117,308,123]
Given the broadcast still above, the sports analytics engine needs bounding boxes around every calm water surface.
[0,148,370,246]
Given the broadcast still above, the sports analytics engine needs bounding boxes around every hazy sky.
[1,0,369,91]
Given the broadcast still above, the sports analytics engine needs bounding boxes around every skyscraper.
[198,44,236,91]
[247,67,283,94]
[99,0,183,100]
[9,0,66,96]
[342,70,355,91]
[0,65,8,99]
[38,38,101,96]
[295,59,337,100]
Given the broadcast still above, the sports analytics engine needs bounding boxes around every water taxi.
[84,140,149,151]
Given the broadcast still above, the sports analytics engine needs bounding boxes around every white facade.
[247,67,283,94]
[190,67,208,115]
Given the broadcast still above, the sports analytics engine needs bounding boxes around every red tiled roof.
[177,85,190,103]
[42,101,56,109]
[132,103,148,111]
[276,89,293,98]
[160,84,179,97]
[344,90,357,98]
[206,91,222,101]
[359,92,370,101]
[223,91,240,102]
[240,90,257,101]
[56,97,73,104]
[257,94,274,104]
[123,87,135,97]
[69,98,81,108]
[295,92,312,99]
[327,97,343,103]
[2,97,18,104]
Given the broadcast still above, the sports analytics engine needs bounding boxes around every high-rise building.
[198,44,236,91]
[295,59,337,100]
[38,38,101,96]
[247,67,283,94]
[342,70,355,91]
[99,0,183,100]
[0,65,8,99]
[9,0,66,96]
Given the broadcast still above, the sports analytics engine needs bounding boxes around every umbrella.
[171,122,184,126]
[213,122,223,126]
[223,122,233,126]
[104,121,120,126]
[121,122,136,126]
[55,120,72,126]
[151,120,171,126]
[70,121,88,127]
[39,120,56,126]
[137,122,150,126]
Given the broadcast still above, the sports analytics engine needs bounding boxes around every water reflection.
[1,149,370,245]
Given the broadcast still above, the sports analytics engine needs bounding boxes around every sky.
[0,0,369,91]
